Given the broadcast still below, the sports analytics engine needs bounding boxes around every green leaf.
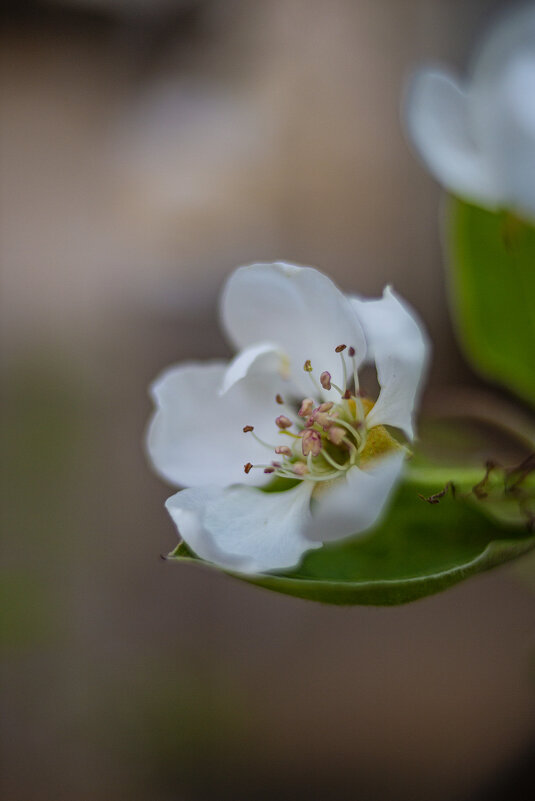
[167,474,535,606]
[446,197,535,407]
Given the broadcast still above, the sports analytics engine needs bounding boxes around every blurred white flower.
[147,263,429,574]
[405,4,535,220]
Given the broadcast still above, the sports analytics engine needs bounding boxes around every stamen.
[248,463,272,469]
[357,428,369,454]
[339,351,348,390]
[328,426,346,446]
[304,454,342,481]
[293,462,308,476]
[348,347,363,416]
[275,415,292,429]
[244,427,279,450]
[302,429,322,457]
[327,380,346,396]
[298,398,315,417]
[314,412,335,429]
[354,396,365,423]
[321,449,346,470]
[303,358,323,394]
[303,470,345,482]
[275,445,292,456]
[329,417,362,448]
[243,424,280,450]
[239,341,373,486]
[320,371,332,390]
[347,438,359,464]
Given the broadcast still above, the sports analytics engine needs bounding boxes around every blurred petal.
[147,361,284,488]
[405,69,500,206]
[166,481,317,574]
[474,52,535,219]
[351,287,429,440]
[221,262,367,400]
[305,452,405,543]
[470,4,535,101]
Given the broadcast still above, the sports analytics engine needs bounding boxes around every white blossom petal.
[219,342,285,396]
[405,68,501,206]
[166,481,317,574]
[147,361,285,488]
[470,5,535,102]
[468,4,535,220]
[351,287,429,440]
[305,452,405,543]
[472,52,535,219]
[221,262,367,400]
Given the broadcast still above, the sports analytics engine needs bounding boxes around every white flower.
[405,4,535,220]
[147,263,429,574]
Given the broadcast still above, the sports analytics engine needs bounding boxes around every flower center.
[243,344,399,484]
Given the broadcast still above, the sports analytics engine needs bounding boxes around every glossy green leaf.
[167,471,535,606]
[446,197,535,407]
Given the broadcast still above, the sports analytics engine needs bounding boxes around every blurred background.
[2,1,535,799]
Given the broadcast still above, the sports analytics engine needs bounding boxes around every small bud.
[317,402,334,412]
[293,462,308,476]
[275,394,284,405]
[275,445,292,456]
[264,467,275,474]
[335,344,347,353]
[303,359,313,372]
[320,371,332,390]
[275,415,292,429]
[243,425,254,433]
[302,429,322,457]
[343,389,351,399]
[348,346,355,357]
[299,398,315,417]
[328,426,346,446]
[244,462,253,474]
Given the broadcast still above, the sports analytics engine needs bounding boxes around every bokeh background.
[2,1,535,799]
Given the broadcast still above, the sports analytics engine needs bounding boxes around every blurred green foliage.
[446,198,535,408]
[91,666,249,797]
[1,355,89,650]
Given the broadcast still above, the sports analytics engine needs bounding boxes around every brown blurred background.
[2,1,535,799]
